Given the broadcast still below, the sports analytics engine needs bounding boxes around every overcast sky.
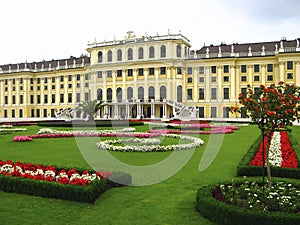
[0,0,299,65]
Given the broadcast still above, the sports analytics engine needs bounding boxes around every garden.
[1,83,300,225]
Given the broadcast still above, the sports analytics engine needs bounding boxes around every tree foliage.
[77,100,103,120]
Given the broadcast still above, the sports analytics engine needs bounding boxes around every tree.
[230,82,300,188]
[77,100,103,121]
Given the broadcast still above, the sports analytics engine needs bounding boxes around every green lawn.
[0,124,281,225]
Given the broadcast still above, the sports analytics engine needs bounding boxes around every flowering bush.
[0,159,112,186]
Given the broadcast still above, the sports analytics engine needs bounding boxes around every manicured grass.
[0,124,276,224]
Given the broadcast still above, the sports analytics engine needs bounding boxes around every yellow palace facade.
[0,32,300,120]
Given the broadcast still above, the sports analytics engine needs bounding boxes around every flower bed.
[96,134,204,152]
[196,178,300,225]
[0,159,130,203]
[237,131,300,179]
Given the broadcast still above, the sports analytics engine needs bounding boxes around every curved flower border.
[96,134,204,152]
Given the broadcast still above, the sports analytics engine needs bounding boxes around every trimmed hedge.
[38,120,144,127]
[237,131,300,179]
[0,163,132,203]
[196,178,300,225]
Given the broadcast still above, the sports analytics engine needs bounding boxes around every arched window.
[127,87,133,101]
[148,86,155,101]
[160,86,166,101]
[160,45,166,58]
[138,86,144,101]
[177,85,182,102]
[149,46,155,58]
[117,49,122,61]
[176,45,181,57]
[138,47,144,59]
[98,51,103,63]
[107,50,112,62]
[107,88,112,102]
[116,87,122,102]
[127,48,133,60]
[97,88,103,101]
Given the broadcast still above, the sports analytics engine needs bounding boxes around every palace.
[0,32,300,120]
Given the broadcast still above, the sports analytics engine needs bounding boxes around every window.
[223,88,229,99]
[97,89,103,101]
[44,77,48,83]
[177,67,182,74]
[199,88,204,100]
[76,74,80,80]
[76,93,80,102]
[223,76,229,82]
[127,69,133,76]
[68,75,72,82]
[149,68,155,75]
[60,76,64,82]
[52,85,55,90]
[127,48,133,60]
[199,66,205,74]
[211,107,217,118]
[60,84,64,89]
[254,87,260,95]
[19,78,24,84]
[4,96,8,104]
[4,79,8,85]
[211,76,216,82]
[107,50,112,62]
[52,94,55,103]
[52,77,56,82]
[254,64,260,73]
[11,79,16,85]
[254,75,260,82]
[36,78,40,84]
[37,95,40,104]
[12,95,16,104]
[138,86,144,101]
[60,94,64,103]
[211,88,217,100]
[267,64,273,72]
[211,66,216,74]
[85,83,89,88]
[287,73,293,79]
[98,51,103,63]
[44,85,48,90]
[241,76,247,82]
[68,93,72,103]
[85,73,89,80]
[149,46,155,58]
[287,61,293,70]
[176,45,181,57]
[43,109,47,118]
[30,78,34,84]
[19,109,23,118]
[20,95,23,104]
[44,95,48,104]
[30,95,34,104]
[84,92,89,101]
[187,89,193,100]
[138,68,144,76]
[223,65,229,73]
[12,109,15,118]
[138,47,144,59]
[187,67,193,75]
[199,77,204,83]
[160,45,166,58]
[96,71,102,78]
[223,107,229,118]
[76,83,80,88]
[107,70,112,78]
[117,70,122,77]
[160,86,166,100]
[116,88,122,102]
[241,88,247,97]
[107,88,112,102]
[199,107,204,118]
[4,109,8,118]
[117,49,122,61]
[160,67,166,75]
[267,75,273,81]
[177,85,182,102]
[187,77,193,83]
[148,86,155,100]
[127,87,133,100]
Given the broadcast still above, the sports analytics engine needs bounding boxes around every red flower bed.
[250,131,299,168]
[0,159,112,186]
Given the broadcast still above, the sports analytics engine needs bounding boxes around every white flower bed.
[268,131,283,167]
[96,133,204,152]
[0,128,27,133]
[37,127,136,135]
